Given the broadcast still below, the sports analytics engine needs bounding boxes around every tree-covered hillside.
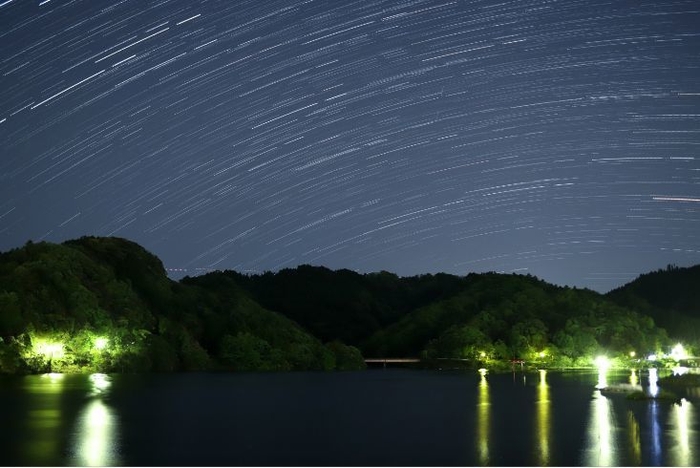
[0,237,364,374]
[0,236,693,374]
[362,273,670,368]
[606,264,700,343]
[227,266,466,344]
[230,266,681,369]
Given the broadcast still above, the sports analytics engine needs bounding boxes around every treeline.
[233,268,673,368]
[606,264,700,343]
[0,236,694,374]
[0,237,364,374]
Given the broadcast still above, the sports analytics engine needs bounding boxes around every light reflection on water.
[648,368,659,397]
[583,390,618,466]
[627,410,642,465]
[535,369,550,466]
[6,370,699,466]
[20,373,66,465]
[476,371,490,465]
[69,373,120,466]
[670,398,694,466]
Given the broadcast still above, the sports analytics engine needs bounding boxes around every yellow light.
[34,341,65,359]
[629,351,636,358]
[479,351,486,358]
[478,368,488,376]
[94,337,108,351]
[538,351,546,358]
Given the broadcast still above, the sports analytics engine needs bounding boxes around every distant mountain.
[606,264,700,343]
[0,237,363,374]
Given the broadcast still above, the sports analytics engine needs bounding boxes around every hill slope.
[606,264,700,342]
[0,237,362,374]
[230,267,677,367]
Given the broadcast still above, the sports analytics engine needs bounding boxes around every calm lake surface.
[0,369,698,466]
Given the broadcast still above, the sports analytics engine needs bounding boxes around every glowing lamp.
[94,337,108,351]
[34,341,65,358]
[594,355,610,370]
[671,343,688,361]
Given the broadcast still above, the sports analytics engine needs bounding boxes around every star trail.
[1,0,699,292]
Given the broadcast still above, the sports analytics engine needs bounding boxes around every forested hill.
[232,266,674,367]
[0,236,694,374]
[225,267,466,345]
[606,264,700,342]
[0,237,363,374]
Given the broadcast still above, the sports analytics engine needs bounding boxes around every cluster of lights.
[646,343,689,362]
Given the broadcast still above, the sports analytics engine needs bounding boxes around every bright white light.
[648,368,659,397]
[94,337,108,350]
[672,366,689,376]
[34,341,65,358]
[594,355,610,370]
[478,368,488,376]
[671,343,688,361]
[647,354,657,361]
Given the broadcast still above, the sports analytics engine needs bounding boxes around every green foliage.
[325,341,366,370]
[607,265,700,344]
[0,236,689,374]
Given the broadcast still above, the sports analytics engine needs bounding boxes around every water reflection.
[669,399,695,466]
[583,391,617,466]
[476,370,490,465]
[629,369,638,387]
[21,373,65,465]
[626,411,641,465]
[648,368,659,397]
[69,373,120,466]
[535,370,550,465]
[596,367,608,390]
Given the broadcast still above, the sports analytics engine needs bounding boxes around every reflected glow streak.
[536,370,550,465]
[584,391,617,466]
[595,356,610,389]
[89,373,111,395]
[671,398,693,466]
[476,372,490,465]
[629,370,638,387]
[627,411,641,465]
[648,368,659,397]
[71,399,119,466]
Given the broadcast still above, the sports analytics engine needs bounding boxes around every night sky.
[1,0,699,292]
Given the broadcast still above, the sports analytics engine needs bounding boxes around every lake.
[0,368,697,466]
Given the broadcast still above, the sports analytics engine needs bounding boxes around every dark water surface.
[0,369,698,466]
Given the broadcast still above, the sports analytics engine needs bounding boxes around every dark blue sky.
[1,0,698,292]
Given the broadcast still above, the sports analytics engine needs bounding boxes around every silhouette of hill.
[607,264,700,343]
